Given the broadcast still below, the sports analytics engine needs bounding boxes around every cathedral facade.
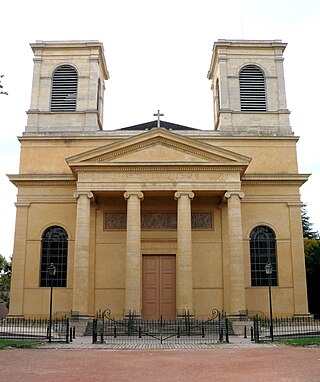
[8,39,309,319]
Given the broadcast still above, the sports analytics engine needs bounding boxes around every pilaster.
[8,203,30,317]
[288,202,309,315]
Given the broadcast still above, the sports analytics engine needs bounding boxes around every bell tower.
[25,40,109,134]
[207,39,291,135]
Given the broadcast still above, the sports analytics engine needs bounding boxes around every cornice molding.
[74,165,247,173]
[92,137,228,163]
[242,173,310,186]
[17,196,76,204]
[7,174,76,187]
[66,128,252,167]
[11,181,76,187]
[242,195,302,204]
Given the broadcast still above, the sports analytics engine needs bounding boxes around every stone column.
[72,191,94,317]
[8,203,29,317]
[124,191,144,314]
[288,203,309,315]
[174,191,194,312]
[225,191,246,315]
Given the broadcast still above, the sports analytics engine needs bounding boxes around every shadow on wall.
[0,300,8,319]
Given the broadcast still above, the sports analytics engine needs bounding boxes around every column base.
[293,312,312,318]
[6,314,25,319]
[71,312,94,321]
[123,309,142,319]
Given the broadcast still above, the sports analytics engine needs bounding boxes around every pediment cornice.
[66,128,251,171]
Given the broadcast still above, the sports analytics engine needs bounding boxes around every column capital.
[174,191,194,200]
[224,191,245,200]
[124,191,144,200]
[73,191,94,200]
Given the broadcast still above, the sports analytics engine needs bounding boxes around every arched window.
[250,226,277,286]
[50,65,78,111]
[239,65,266,111]
[40,226,68,287]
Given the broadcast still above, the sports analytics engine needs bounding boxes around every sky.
[0,0,319,259]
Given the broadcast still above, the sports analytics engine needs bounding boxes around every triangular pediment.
[66,128,251,169]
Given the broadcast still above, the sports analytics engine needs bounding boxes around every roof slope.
[118,120,199,131]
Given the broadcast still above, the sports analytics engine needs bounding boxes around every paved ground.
[1,336,320,381]
[40,334,274,349]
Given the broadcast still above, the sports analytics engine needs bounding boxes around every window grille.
[50,65,78,111]
[239,65,266,111]
[40,226,68,287]
[250,225,278,286]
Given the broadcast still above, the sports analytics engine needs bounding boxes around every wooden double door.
[142,255,176,320]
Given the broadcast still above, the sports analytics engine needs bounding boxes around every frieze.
[104,212,213,230]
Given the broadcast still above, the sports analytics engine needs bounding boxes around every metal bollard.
[73,326,76,339]
[251,326,254,341]
[92,319,97,344]
[219,326,223,342]
[225,318,229,343]
[244,325,247,338]
[69,327,73,342]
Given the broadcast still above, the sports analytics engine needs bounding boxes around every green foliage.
[0,255,12,308]
[304,238,320,276]
[0,340,37,350]
[304,238,320,314]
[301,203,319,239]
[278,337,320,346]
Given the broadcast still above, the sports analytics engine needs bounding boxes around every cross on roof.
[153,109,164,128]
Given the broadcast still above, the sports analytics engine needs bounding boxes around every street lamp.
[265,262,274,341]
[48,263,56,343]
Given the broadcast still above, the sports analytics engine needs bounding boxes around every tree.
[0,74,8,95]
[301,203,319,239]
[302,203,320,315]
[304,238,320,315]
[0,255,11,308]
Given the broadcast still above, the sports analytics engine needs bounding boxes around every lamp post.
[48,263,56,343]
[265,262,274,341]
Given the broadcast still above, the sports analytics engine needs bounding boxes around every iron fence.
[253,316,320,342]
[0,317,72,342]
[92,309,228,344]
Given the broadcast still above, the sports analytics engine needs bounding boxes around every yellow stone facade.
[8,40,309,319]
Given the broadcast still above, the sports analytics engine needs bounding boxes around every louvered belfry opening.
[50,65,78,111]
[239,65,266,111]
